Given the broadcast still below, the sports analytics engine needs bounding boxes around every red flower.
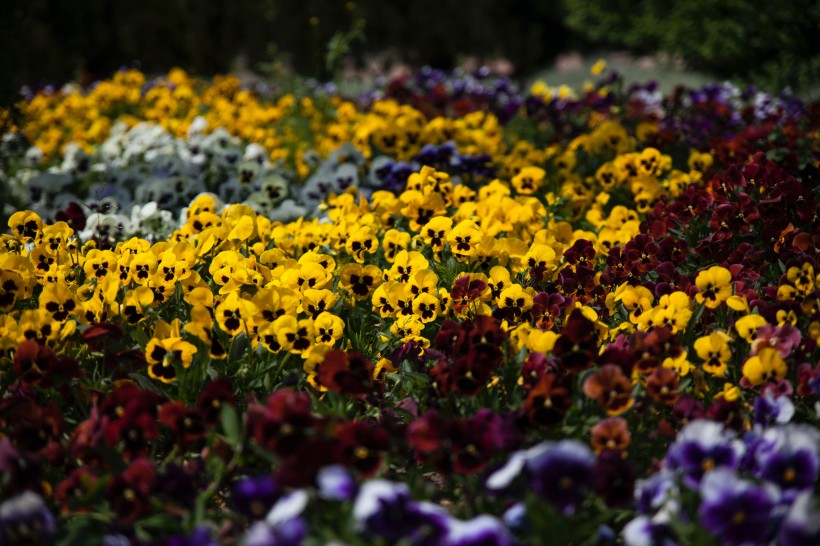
[582,365,634,415]
[590,417,631,454]
[12,340,81,390]
[0,395,64,456]
[107,459,157,523]
[645,367,680,405]
[334,421,390,477]
[553,310,598,372]
[407,410,512,474]
[531,292,572,330]
[520,352,552,392]
[68,407,107,469]
[624,234,659,276]
[81,322,123,352]
[104,402,159,460]
[524,373,572,426]
[55,468,99,515]
[158,401,206,447]
[197,379,237,425]
[246,390,317,457]
[316,350,375,398]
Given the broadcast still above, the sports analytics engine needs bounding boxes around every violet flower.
[233,475,280,520]
[634,471,679,516]
[165,526,219,546]
[317,465,357,501]
[755,425,820,499]
[777,492,820,546]
[488,440,595,516]
[698,469,778,546]
[0,492,56,546]
[753,392,795,428]
[665,420,744,488]
[622,516,678,546]
[443,515,513,546]
[353,481,447,545]
[243,519,307,546]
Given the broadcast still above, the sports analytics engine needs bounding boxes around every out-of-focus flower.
[0,492,56,546]
[665,420,744,488]
[698,469,777,546]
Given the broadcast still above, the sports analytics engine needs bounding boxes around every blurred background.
[2,0,819,105]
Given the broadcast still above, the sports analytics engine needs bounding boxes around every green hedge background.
[1,0,818,106]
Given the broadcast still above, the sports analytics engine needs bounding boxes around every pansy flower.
[695,266,733,309]
[106,459,157,524]
[82,249,117,280]
[8,210,43,241]
[524,373,572,426]
[387,250,429,283]
[232,475,280,520]
[742,347,787,387]
[583,365,635,415]
[665,420,744,488]
[246,390,316,458]
[273,315,314,355]
[694,331,733,377]
[215,291,258,338]
[158,401,206,447]
[777,492,820,546]
[488,440,596,516]
[334,421,390,477]
[352,480,447,544]
[339,263,382,300]
[590,416,631,454]
[419,216,452,256]
[38,281,78,323]
[400,190,447,232]
[315,350,375,398]
[345,226,379,264]
[735,314,768,343]
[314,312,344,346]
[145,319,198,383]
[754,424,819,497]
[0,492,56,546]
[0,263,32,312]
[411,292,439,323]
[119,286,154,325]
[698,469,777,546]
[645,366,680,405]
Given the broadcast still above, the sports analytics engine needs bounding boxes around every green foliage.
[563,0,820,92]
[0,1,572,105]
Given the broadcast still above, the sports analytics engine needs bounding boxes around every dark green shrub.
[563,0,820,92]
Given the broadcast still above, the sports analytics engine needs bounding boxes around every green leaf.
[220,403,242,447]
[56,516,106,546]
[229,333,249,363]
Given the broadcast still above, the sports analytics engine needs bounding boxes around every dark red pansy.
[333,421,390,477]
[315,350,375,398]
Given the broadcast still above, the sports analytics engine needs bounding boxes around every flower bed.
[1,67,819,545]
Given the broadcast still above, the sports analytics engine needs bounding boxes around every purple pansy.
[243,519,307,546]
[443,515,513,546]
[317,465,358,501]
[755,425,820,499]
[622,516,678,546]
[753,392,795,428]
[353,481,447,545]
[698,469,778,546]
[233,475,280,520]
[665,420,744,488]
[487,440,595,515]
[0,492,56,546]
[777,492,820,546]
